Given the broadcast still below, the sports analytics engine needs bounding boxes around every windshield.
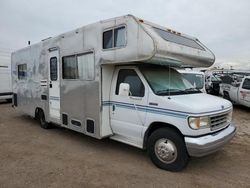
[140,66,201,96]
[182,73,204,89]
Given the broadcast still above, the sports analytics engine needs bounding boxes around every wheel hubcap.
[154,138,177,164]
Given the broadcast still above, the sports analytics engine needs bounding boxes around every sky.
[0,0,249,69]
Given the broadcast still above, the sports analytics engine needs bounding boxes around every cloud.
[0,0,249,69]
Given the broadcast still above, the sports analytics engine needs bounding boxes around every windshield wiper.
[155,89,171,95]
[183,88,201,93]
[184,88,198,91]
[155,89,188,95]
[155,88,201,96]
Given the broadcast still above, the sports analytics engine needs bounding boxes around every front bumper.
[185,123,236,157]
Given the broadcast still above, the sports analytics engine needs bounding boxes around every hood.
[163,93,232,115]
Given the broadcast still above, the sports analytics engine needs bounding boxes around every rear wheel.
[147,127,189,171]
[38,110,50,129]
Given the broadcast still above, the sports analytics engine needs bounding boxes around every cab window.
[242,78,250,90]
[115,69,145,97]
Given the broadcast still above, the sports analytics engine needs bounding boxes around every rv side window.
[62,55,78,79]
[103,30,113,49]
[103,26,126,49]
[153,27,204,50]
[77,53,95,80]
[114,27,125,47]
[62,53,95,80]
[50,57,58,81]
[115,69,145,97]
[18,64,27,80]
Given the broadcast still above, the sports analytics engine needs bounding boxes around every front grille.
[210,112,229,131]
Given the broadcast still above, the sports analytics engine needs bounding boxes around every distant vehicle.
[205,74,222,95]
[0,62,12,102]
[220,76,250,108]
[178,70,206,93]
[12,15,236,171]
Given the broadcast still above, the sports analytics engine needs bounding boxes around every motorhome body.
[12,15,236,171]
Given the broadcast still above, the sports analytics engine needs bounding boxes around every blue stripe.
[103,101,231,115]
[50,96,60,101]
[102,101,231,119]
[103,101,188,119]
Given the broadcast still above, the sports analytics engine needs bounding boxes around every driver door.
[110,68,148,145]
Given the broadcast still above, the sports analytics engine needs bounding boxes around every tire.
[147,127,189,171]
[223,91,231,101]
[38,110,50,129]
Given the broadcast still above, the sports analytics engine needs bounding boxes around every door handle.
[112,104,116,111]
[50,84,52,88]
[129,96,142,101]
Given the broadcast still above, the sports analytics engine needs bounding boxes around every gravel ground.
[0,101,249,188]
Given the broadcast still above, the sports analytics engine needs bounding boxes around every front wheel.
[147,128,189,171]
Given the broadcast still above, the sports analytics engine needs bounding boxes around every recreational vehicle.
[0,61,12,102]
[12,15,236,171]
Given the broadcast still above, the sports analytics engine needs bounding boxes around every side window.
[242,78,250,90]
[77,53,95,80]
[62,55,78,79]
[50,57,57,81]
[62,52,95,80]
[115,69,145,97]
[103,30,113,49]
[18,64,27,80]
[114,26,126,47]
[103,26,126,49]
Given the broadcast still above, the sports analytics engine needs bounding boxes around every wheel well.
[143,122,183,149]
[35,107,43,120]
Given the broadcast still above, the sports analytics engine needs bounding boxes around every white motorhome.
[12,15,236,171]
[0,60,12,102]
[178,70,206,93]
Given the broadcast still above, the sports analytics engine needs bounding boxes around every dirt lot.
[0,102,249,188]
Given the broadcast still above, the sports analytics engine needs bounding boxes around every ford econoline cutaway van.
[12,15,236,171]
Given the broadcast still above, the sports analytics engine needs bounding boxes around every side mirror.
[118,83,130,96]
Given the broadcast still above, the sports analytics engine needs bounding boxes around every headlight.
[188,116,210,130]
[227,111,233,123]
